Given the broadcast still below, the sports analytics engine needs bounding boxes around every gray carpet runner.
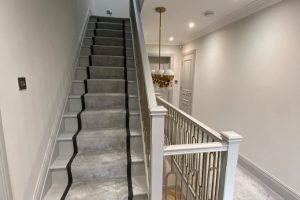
[63,16,144,200]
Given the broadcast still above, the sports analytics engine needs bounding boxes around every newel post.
[218,131,243,200]
[149,106,167,200]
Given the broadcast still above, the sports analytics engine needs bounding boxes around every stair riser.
[83,37,133,48]
[72,162,144,182]
[87,80,137,94]
[77,134,125,152]
[96,30,123,38]
[51,170,68,185]
[85,94,125,110]
[86,30,132,39]
[80,56,135,67]
[81,46,133,56]
[131,136,143,155]
[88,80,125,93]
[58,141,74,155]
[91,55,124,67]
[129,97,140,111]
[95,23,131,32]
[70,81,85,95]
[129,82,138,95]
[132,162,145,177]
[89,67,124,79]
[133,195,148,200]
[80,46,91,56]
[79,56,89,67]
[77,134,142,154]
[127,70,136,81]
[92,46,124,56]
[89,17,130,25]
[75,68,136,81]
[81,112,126,130]
[130,114,141,130]
[62,117,78,132]
[75,68,88,80]
[66,97,82,112]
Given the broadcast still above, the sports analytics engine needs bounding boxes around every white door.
[179,53,195,114]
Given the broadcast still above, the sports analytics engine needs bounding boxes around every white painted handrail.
[131,0,157,109]
[164,142,228,156]
[130,1,167,200]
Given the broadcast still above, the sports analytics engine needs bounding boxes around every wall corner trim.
[32,8,92,200]
[238,155,300,200]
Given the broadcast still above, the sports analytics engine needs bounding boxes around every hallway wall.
[0,0,93,199]
[90,0,129,18]
[182,0,300,195]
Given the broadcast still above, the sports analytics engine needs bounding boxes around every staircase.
[43,16,148,200]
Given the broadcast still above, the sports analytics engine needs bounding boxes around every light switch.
[18,77,27,90]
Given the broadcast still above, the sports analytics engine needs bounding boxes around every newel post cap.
[221,131,243,144]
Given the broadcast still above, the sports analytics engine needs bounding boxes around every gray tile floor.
[234,166,285,200]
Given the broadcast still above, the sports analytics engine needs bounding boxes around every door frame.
[0,110,13,200]
[180,50,196,114]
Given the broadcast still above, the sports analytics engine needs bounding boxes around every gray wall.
[91,0,129,18]
[182,0,300,194]
[0,0,93,199]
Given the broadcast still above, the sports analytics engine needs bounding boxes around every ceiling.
[141,0,281,45]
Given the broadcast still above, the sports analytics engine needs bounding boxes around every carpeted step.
[81,109,126,130]
[87,79,125,93]
[71,151,127,182]
[66,176,147,200]
[77,129,126,152]
[89,66,125,79]
[92,45,124,56]
[96,29,123,38]
[84,93,126,110]
[90,55,124,66]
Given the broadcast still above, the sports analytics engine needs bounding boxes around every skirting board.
[32,9,92,200]
[238,155,300,200]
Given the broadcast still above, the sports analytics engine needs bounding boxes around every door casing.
[179,50,196,114]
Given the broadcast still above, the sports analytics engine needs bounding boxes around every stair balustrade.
[130,0,242,199]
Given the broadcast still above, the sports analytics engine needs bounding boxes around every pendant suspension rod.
[155,7,166,71]
[159,11,161,70]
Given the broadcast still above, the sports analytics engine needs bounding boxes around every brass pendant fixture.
[151,7,174,88]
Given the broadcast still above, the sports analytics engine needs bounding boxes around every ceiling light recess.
[189,22,195,28]
[169,37,174,41]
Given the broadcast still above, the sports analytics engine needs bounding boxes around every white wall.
[146,44,182,107]
[0,0,93,199]
[91,0,129,18]
[182,0,300,194]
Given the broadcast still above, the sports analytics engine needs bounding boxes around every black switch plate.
[18,77,27,90]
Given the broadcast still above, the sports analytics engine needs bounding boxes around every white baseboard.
[238,155,300,200]
[32,9,92,200]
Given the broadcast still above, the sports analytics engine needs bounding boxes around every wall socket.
[106,10,113,16]
[18,77,27,90]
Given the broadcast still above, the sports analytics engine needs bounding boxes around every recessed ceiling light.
[169,37,174,41]
[189,22,195,28]
[204,10,215,17]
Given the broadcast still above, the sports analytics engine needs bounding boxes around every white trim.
[32,9,92,200]
[0,111,13,200]
[184,0,282,44]
[239,154,300,200]
[164,142,227,156]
